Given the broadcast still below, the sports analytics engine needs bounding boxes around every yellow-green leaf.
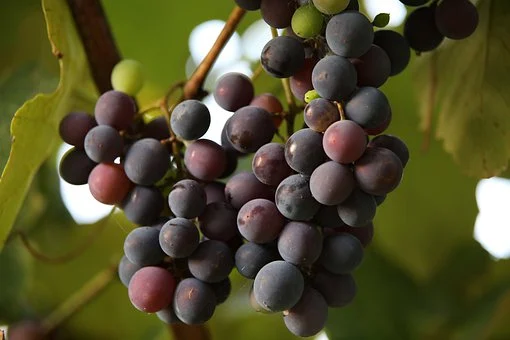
[0,0,96,250]
[416,0,510,178]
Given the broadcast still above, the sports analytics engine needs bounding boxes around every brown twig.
[66,0,121,94]
[183,6,246,99]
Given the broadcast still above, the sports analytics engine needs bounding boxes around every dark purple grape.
[159,217,199,258]
[170,100,210,140]
[435,0,478,40]
[312,55,357,101]
[198,201,238,242]
[128,266,176,313]
[124,138,169,185]
[253,260,304,312]
[368,134,410,167]
[214,72,254,112]
[122,185,164,225]
[235,242,280,279]
[59,148,97,185]
[325,11,374,58]
[219,149,238,179]
[354,147,403,195]
[346,0,359,10]
[261,36,305,78]
[168,179,207,218]
[304,98,340,132]
[204,181,226,204]
[275,174,320,221]
[337,188,377,227]
[312,269,356,307]
[118,255,142,287]
[285,128,327,175]
[124,226,166,266]
[59,112,97,148]
[226,106,275,153]
[373,30,411,76]
[260,0,298,28]
[310,161,355,205]
[188,240,234,283]
[211,277,231,305]
[344,87,391,130]
[88,163,132,205]
[283,287,328,337]
[173,278,216,324]
[156,306,181,324]
[404,6,444,52]
[84,125,123,163]
[235,0,261,10]
[314,204,347,228]
[334,222,374,247]
[277,221,322,266]
[225,172,274,210]
[323,120,367,164]
[399,0,429,6]
[94,90,137,130]
[319,233,364,274]
[237,199,285,244]
[141,116,170,140]
[290,57,317,101]
[250,93,284,128]
[184,139,226,181]
[252,142,293,186]
[350,45,391,88]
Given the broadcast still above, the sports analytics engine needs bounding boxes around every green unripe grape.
[304,89,321,103]
[312,0,349,15]
[291,4,324,39]
[111,59,144,96]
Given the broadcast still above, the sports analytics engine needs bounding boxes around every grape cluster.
[56,0,479,337]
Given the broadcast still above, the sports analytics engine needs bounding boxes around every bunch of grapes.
[56,0,478,337]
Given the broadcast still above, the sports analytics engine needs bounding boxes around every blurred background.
[1,0,509,339]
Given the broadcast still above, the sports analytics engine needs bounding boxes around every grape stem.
[336,102,346,120]
[66,0,121,94]
[183,6,247,99]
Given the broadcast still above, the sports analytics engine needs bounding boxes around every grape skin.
[159,217,199,258]
[226,106,275,153]
[290,57,317,102]
[124,226,166,266]
[170,100,211,140]
[141,116,170,140]
[124,138,170,185]
[184,139,226,181]
[304,98,340,132]
[368,134,410,167]
[59,112,97,148]
[237,199,285,244]
[319,233,364,274]
[310,161,355,206]
[325,11,374,58]
[435,0,479,40]
[344,87,391,130]
[260,0,297,28]
[59,148,97,185]
[173,278,216,324]
[252,142,293,186]
[312,269,356,307]
[337,188,377,227]
[198,201,238,242]
[373,30,411,76]
[122,185,164,225]
[94,90,137,130]
[128,266,176,313]
[168,179,207,219]
[261,36,305,78]
[213,72,254,112]
[323,120,367,164]
[404,6,444,52]
[275,174,320,221]
[350,45,391,88]
[84,125,124,163]
[312,55,357,101]
[188,240,234,283]
[285,128,327,175]
[253,260,304,312]
[225,172,274,210]
[283,287,328,337]
[88,163,132,205]
[235,242,280,279]
[118,255,142,287]
[277,221,323,266]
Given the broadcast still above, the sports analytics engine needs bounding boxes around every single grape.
[290,57,317,102]
[354,147,403,195]
[188,240,234,283]
[310,161,355,205]
[124,226,166,266]
[156,306,181,324]
[59,148,97,185]
[304,98,340,132]
[252,142,293,186]
[211,277,232,305]
[198,201,238,242]
[404,6,444,52]
[312,0,349,14]
[94,90,137,130]
[320,232,364,274]
[234,0,261,10]
[368,134,410,167]
[170,100,210,140]
[325,11,374,58]
[159,217,199,258]
[435,0,478,40]
[141,116,170,140]
[184,139,227,181]
[334,222,374,247]
[260,0,298,28]
[173,278,216,325]
[346,0,359,10]
[350,45,391,88]
[250,93,284,128]
[213,72,254,112]
[277,221,323,266]
[344,87,391,130]
[312,55,357,101]
[111,59,144,96]
[219,149,238,179]
[285,128,327,175]
[226,106,275,153]
[373,30,411,76]
[253,260,304,312]
[312,269,356,307]
[364,108,392,136]
[323,120,367,164]
[275,174,320,221]
[124,138,169,185]
[225,172,274,210]
[122,185,164,225]
[313,204,347,228]
[283,287,328,337]
[291,4,324,39]
[128,266,176,313]
[261,36,305,78]
[59,112,97,148]
[337,188,377,227]
[237,199,285,244]
[168,179,207,219]
[118,255,142,287]
[204,182,226,204]
[84,125,124,163]
[235,242,280,279]
[88,163,132,205]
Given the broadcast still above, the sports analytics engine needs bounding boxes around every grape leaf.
[0,0,96,250]
[415,0,510,177]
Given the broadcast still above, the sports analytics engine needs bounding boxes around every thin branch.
[183,6,246,99]
[66,0,121,94]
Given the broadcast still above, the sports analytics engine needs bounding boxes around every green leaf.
[372,13,390,28]
[0,0,96,250]
[415,0,510,177]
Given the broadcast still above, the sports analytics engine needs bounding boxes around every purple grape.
[94,90,137,130]
[59,148,97,185]
[404,6,444,52]
[325,11,374,58]
[312,269,356,307]
[277,221,323,266]
[214,72,254,112]
[275,174,320,221]
[368,134,410,167]
[260,0,298,28]
[226,106,275,153]
[310,161,355,205]
[122,185,164,225]
[354,147,403,195]
[59,112,97,148]
[323,120,367,164]
[159,217,199,258]
[252,142,293,186]
[173,278,216,324]
[124,226,166,266]
[198,201,238,242]
[435,0,478,40]
[285,128,327,175]
[283,287,328,337]
[168,179,207,218]
[304,98,340,132]
[237,199,285,244]
[350,45,391,88]
[344,87,391,130]
[188,240,234,283]
[84,125,124,163]
[123,138,170,185]
[312,55,357,101]
[337,188,377,227]
[225,172,274,210]
[184,139,226,181]
[170,99,210,140]
[261,36,305,78]
[235,242,280,279]
[319,233,364,274]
